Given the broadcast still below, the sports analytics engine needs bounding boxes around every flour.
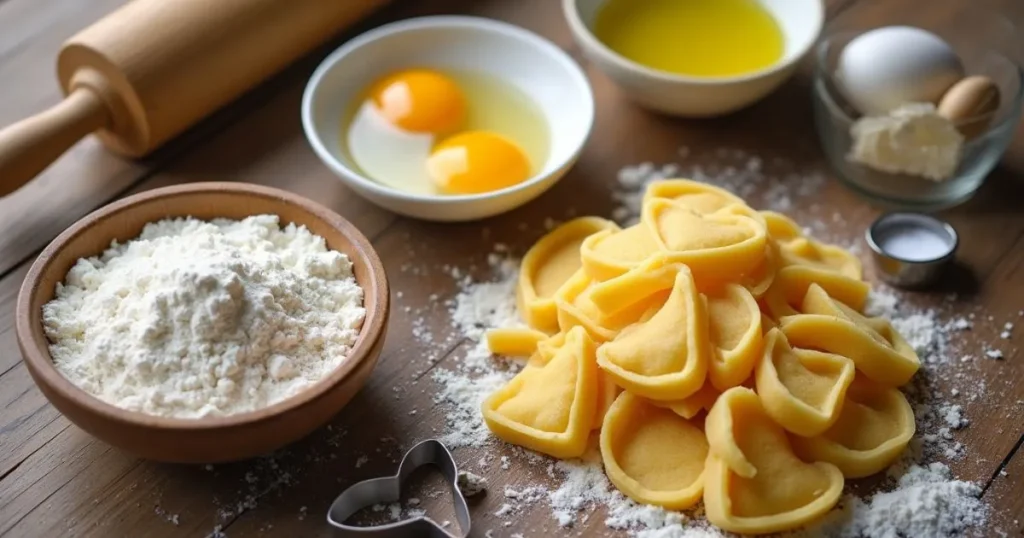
[801,463,986,537]
[44,215,365,418]
[457,471,488,497]
[432,256,523,448]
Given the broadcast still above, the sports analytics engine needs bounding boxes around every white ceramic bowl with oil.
[563,0,825,117]
[302,16,594,222]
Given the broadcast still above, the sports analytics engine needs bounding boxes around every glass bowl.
[812,0,1023,211]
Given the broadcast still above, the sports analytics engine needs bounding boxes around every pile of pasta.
[480,180,920,535]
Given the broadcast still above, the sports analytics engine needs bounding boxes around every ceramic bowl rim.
[15,182,389,432]
[561,0,826,85]
[301,15,595,206]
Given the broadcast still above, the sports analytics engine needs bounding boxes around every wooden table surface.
[1,0,1023,536]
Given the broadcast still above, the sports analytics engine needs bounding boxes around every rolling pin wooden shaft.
[0,0,388,197]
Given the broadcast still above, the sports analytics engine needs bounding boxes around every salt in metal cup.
[865,213,959,289]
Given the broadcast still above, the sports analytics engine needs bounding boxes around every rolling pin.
[0,0,389,197]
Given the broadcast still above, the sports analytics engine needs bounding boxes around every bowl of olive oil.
[563,0,824,117]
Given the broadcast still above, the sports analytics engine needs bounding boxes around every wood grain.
[1,0,1022,536]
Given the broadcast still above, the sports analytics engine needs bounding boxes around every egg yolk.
[426,131,532,195]
[370,69,466,135]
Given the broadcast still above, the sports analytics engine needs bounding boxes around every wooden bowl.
[15,182,389,463]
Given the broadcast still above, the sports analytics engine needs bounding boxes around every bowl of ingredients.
[16,183,389,463]
[563,0,825,117]
[813,0,1024,210]
[302,16,593,222]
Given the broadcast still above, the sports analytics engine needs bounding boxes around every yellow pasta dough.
[643,199,767,286]
[643,179,747,214]
[518,217,619,333]
[580,224,661,282]
[653,382,721,419]
[780,314,920,387]
[801,283,920,373]
[482,326,598,459]
[761,211,862,279]
[480,178,925,535]
[587,254,680,316]
[600,392,708,509]
[755,328,855,437]
[593,370,623,430]
[703,388,844,535]
[486,327,551,357]
[791,376,915,478]
[763,265,869,320]
[741,243,777,298]
[556,269,664,342]
[705,284,763,391]
[597,267,709,401]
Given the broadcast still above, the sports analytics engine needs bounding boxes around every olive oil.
[594,0,785,78]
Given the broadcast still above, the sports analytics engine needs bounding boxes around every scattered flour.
[801,463,986,537]
[44,215,365,418]
[432,257,522,448]
[985,348,1004,360]
[457,470,488,497]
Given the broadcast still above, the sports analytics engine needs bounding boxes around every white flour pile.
[427,154,998,537]
[44,214,365,418]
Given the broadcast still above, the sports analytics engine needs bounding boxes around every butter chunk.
[849,102,964,182]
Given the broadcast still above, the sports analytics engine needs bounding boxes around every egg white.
[347,102,436,195]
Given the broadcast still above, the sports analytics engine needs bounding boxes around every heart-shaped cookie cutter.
[327,439,471,537]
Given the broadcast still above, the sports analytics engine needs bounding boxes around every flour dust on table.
[426,153,999,537]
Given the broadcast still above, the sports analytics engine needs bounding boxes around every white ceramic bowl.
[302,16,594,222]
[563,0,824,117]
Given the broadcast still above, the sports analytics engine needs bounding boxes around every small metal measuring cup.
[865,212,959,289]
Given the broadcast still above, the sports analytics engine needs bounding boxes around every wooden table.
[1,0,1022,536]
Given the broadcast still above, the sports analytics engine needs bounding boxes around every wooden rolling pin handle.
[0,88,109,198]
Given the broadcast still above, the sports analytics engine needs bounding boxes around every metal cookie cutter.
[327,439,471,537]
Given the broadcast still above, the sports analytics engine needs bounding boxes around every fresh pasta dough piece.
[652,382,721,419]
[600,392,708,509]
[518,217,619,333]
[643,179,747,214]
[597,267,708,401]
[555,269,663,342]
[534,331,567,365]
[755,328,855,437]
[482,326,598,459]
[705,284,763,391]
[761,211,862,279]
[779,314,920,387]
[587,254,680,316]
[763,265,869,320]
[791,376,915,478]
[703,387,844,535]
[643,198,767,287]
[761,312,777,332]
[580,224,661,282]
[593,370,622,430]
[801,283,920,369]
[741,243,777,299]
[486,327,551,357]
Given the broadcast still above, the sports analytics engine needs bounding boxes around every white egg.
[836,26,964,116]
[347,103,436,195]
